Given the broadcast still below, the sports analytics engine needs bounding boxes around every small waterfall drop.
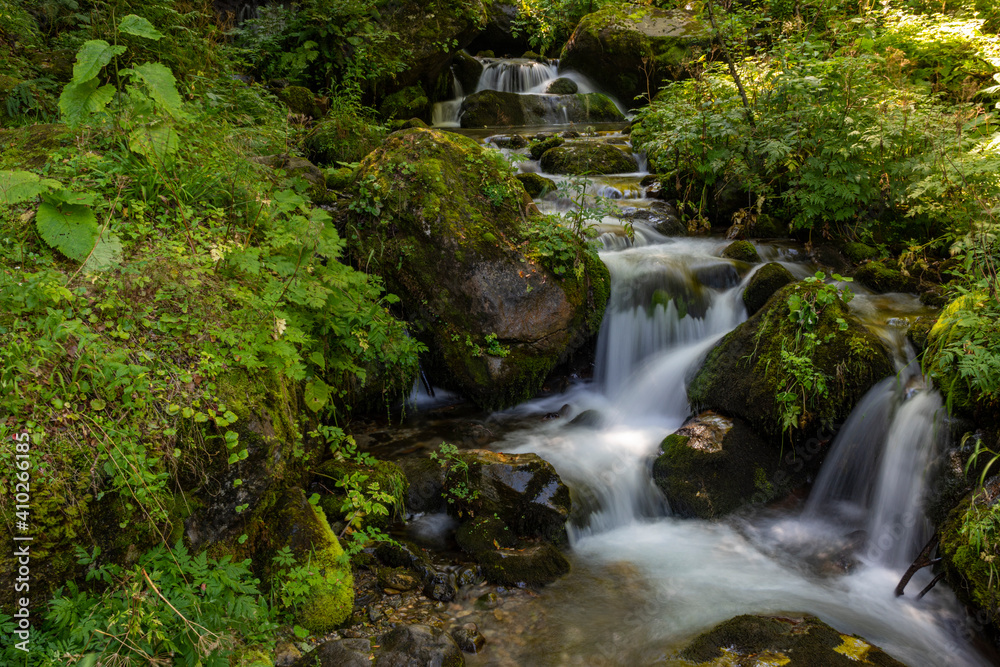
[431,73,464,128]
[476,59,559,93]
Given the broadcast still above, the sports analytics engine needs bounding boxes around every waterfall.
[431,72,464,128]
[476,59,559,93]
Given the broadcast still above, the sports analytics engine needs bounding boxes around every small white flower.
[273,318,287,339]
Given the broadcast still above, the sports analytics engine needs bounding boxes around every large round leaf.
[36,201,99,261]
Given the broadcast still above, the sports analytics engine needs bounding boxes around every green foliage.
[430,442,481,508]
[512,0,619,55]
[0,543,275,667]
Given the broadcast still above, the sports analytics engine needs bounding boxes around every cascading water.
[476,59,559,93]
[431,72,464,128]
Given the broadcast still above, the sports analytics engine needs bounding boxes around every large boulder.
[376,0,488,97]
[652,412,810,519]
[459,90,624,127]
[346,128,610,409]
[559,5,708,106]
[539,143,638,175]
[374,624,465,667]
[450,450,572,543]
[680,614,906,666]
[742,262,794,315]
[688,280,894,441]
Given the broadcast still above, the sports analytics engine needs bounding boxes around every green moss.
[742,262,794,315]
[324,166,357,190]
[854,261,916,293]
[749,213,784,238]
[721,240,759,263]
[528,135,565,160]
[539,143,637,175]
[843,242,880,264]
[312,458,408,530]
[516,172,557,197]
[689,281,894,441]
[939,493,1000,625]
[459,91,624,128]
[278,488,354,634]
[304,112,387,167]
[925,293,996,418]
[0,123,70,170]
[456,516,516,554]
[276,85,322,119]
[546,77,578,95]
[232,648,274,667]
[380,85,430,121]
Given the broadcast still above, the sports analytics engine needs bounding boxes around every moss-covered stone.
[559,5,708,105]
[939,484,1000,628]
[277,488,354,633]
[539,143,638,175]
[459,90,624,127]
[476,543,570,587]
[303,112,387,167]
[689,281,894,441]
[516,172,557,198]
[311,458,408,531]
[722,240,760,263]
[907,315,936,352]
[380,85,430,121]
[843,241,880,264]
[0,123,70,170]
[546,77,579,94]
[449,450,571,542]
[680,614,906,666]
[347,128,610,409]
[324,166,357,190]
[652,412,808,518]
[855,261,917,293]
[749,213,784,238]
[743,262,795,315]
[521,50,546,62]
[452,50,484,92]
[455,516,517,554]
[276,85,323,119]
[528,135,564,160]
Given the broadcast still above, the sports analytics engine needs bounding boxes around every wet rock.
[346,129,610,409]
[451,623,487,653]
[855,260,917,293]
[455,565,482,587]
[396,457,447,513]
[375,624,465,667]
[546,77,578,94]
[652,412,807,519]
[539,143,637,175]
[460,90,624,127]
[681,614,906,666]
[373,540,457,602]
[516,172,557,198]
[476,543,570,586]
[742,262,794,315]
[842,241,880,264]
[452,450,572,542]
[906,315,936,352]
[488,133,528,149]
[273,641,302,667]
[377,566,421,593]
[451,50,484,92]
[475,592,500,609]
[559,6,708,105]
[295,638,372,667]
[456,516,518,554]
[692,263,741,289]
[689,280,894,441]
[528,135,564,160]
[722,240,760,263]
[276,85,323,119]
[919,288,947,308]
[569,409,603,427]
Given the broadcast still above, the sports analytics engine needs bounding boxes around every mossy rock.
[743,262,795,315]
[276,85,323,119]
[652,413,807,519]
[232,648,273,667]
[938,485,1000,627]
[906,315,936,352]
[680,614,906,666]
[546,77,578,94]
[395,457,448,513]
[520,50,546,62]
[0,123,71,170]
[380,85,430,121]
[559,5,708,105]
[251,154,328,203]
[303,113,387,167]
[324,166,357,190]
[389,117,430,131]
[277,488,354,633]
[688,281,894,441]
[539,143,637,175]
[311,458,409,530]
[721,240,759,263]
[452,50,484,92]
[476,543,570,587]
[459,90,624,127]
[455,516,517,554]
[375,624,465,667]
[347,128,610,409]
[925,293,998,420]
[855,261,916,293]
[528,135,564,160]
[450,450,572,543]
[516,172,557,198]
[843,241,880,264]
[749,213,784,238]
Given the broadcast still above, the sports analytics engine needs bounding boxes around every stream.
[390,56,991,665]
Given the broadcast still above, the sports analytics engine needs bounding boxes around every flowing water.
[415,58,986,665]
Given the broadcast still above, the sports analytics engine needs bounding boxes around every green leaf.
[293,625,309,639]
[0,171,61,205]
[118,14,164,41]
[82,233,123,272]
[304,379,331,412]
[128,62,183,118]
[90,399,106,410]
[59,78,116,128]
[35,201,99,261]
[128,121,179,163]
[71,40,126,83]
[308,350,326,370]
